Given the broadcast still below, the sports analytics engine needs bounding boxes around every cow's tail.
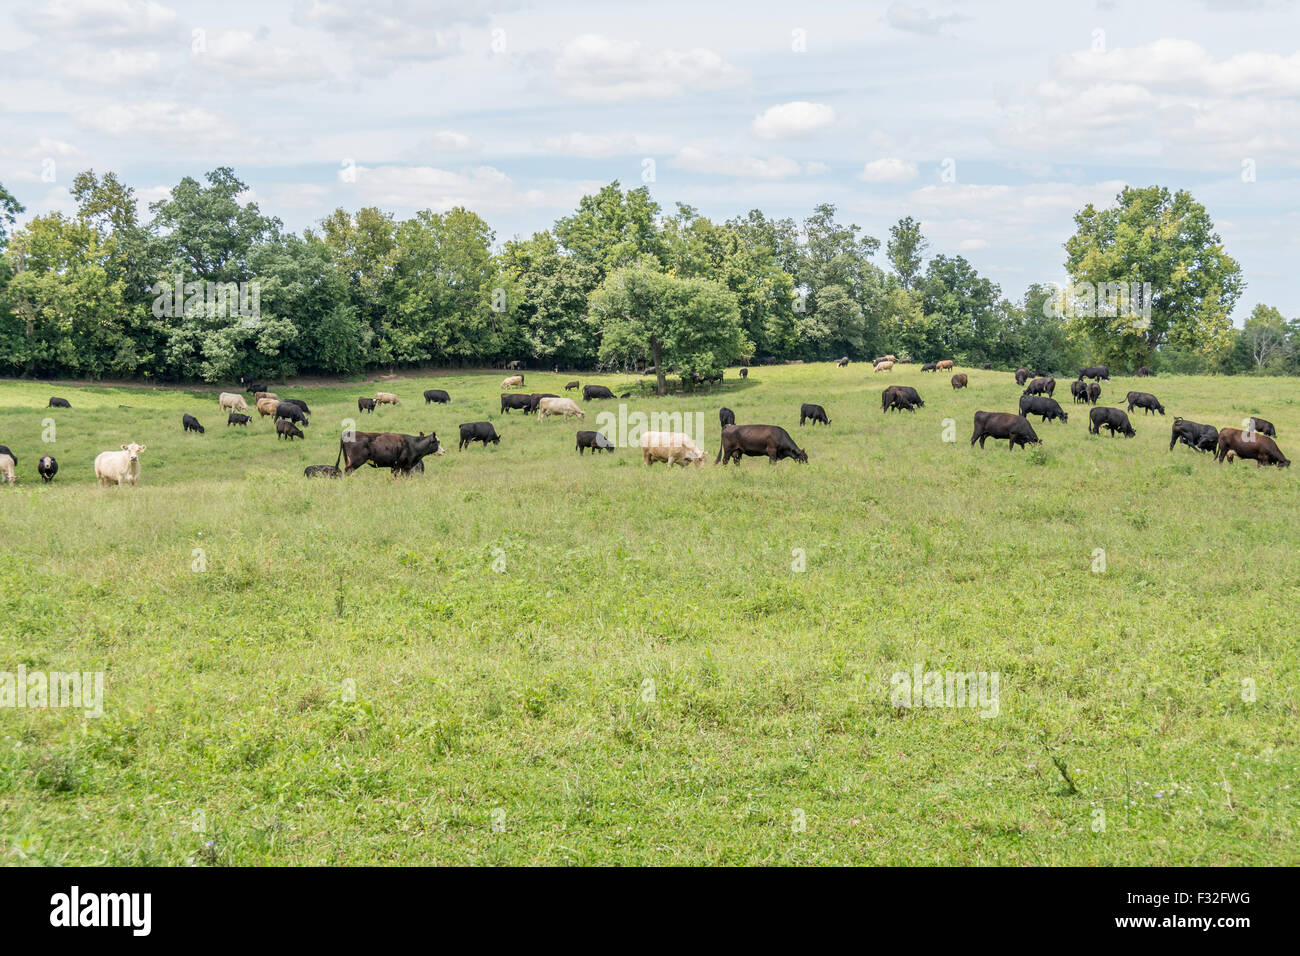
[335,438,344,471]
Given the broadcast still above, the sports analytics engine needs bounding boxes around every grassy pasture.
[0,364,1296,865]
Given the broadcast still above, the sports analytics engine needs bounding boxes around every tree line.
[1,168,1292,390]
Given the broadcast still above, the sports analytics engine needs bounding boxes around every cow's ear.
[121,444,129,450]
[138,444,146,452]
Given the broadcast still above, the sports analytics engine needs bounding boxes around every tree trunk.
[652,337,666,396]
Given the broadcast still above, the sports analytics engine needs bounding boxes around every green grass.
[0,365,1296,865]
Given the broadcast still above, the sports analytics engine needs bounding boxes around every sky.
[3,0,1298,322]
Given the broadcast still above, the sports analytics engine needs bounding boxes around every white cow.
[219,391,248,412]
[537,396,584,420]
[640,431,706,466]
[94,443,147,486]
[501,375,525,389]
[0,453,14,485]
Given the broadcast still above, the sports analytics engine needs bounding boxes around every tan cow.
[873,360,895,372]
[937,359,955,371]
[374,392,400,406]
[219,391,248,412]
[640,431,706,466]
[537,396,584,421]
[94,443,146,486]
[256,397,279,418]
[0,453,14,485]
[883,354,897,362]
[501,375,524,389]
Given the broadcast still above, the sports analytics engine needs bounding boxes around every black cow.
[500,393,532,414]
[970,411,1040,451]
[228,412,252,426]
[38,455,57,482]
[276,419,305,441]
[981,362,992,370]
[304,465,341,478]
[882,385,924,413]
[48,397,71,408]
[800,403,831,426]
[576,430,616,454]
[1126,391,1165,415]
[719,407,735,427]
[275,402,309,427]
[1086,382,1101,405]
[1018,395,1068,423]
[1136,366,1152,377]
[583,384,615,400]
[244,382,268,395]
[1170,417,1218,453]
[1070,380,1089,403]
[716,424,807,465]
[282,398,311,414]
[182,413,206,434]
[921,362,938,372]
[459,421,500,450]
[835,357,850,367]
[358,397,376,414]
[424,389,451,404]
[1079,365,1110,381]
[336,430,442,475]
[739,368,748,379]
[1089,406,1135,437]
[1023,376,1056,398]
[1014,368,1030,386]
[1247,416,1276,437]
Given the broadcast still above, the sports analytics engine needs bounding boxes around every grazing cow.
[275,402,309,427]
[1070,380,1089,403]
[921,362,938,372]
[1089,406,1135,437]
[1014,368,1030,386]
[1078,365,1110,381]
[981,363,992,370]
[1170,417,1218,453]
[0,453,13,485]
[276,419,305,441]
[500,393,532,414]
[1216,427,1290,467]
[1018,394,1068,423]
[641,431,707,467]
[254,392,279,403]
[1246,416,1276,437]
[0,444,16,467]
[282,398,311,414]
[228,412,252,427]
[936,359,955,371]
[1136,366,1152,377]
[576,430,616,454]
[304,465,341,478]
[94,443,146,486]
[951,373,968,390]
[1023,376,1056,398]
[219,392,248,412]
[424,389,451,404]
[38,455,57,482]
[244,382,268,395]
[336,430,442,475]
[800,403,831,426]
[538,396,584,420]
[882,385,924,413]
[501,375,525,389]
[458,421,501,450]
[48,397,71,408]
[874,360,895,373]
[1086,382,1101,405]
[357,397,377,414]
[1126,391,1165,416]
[739,368,749,379]
[583,384,615,400]
[716,424,807,465]
[182,413,206,434]
[564,381,580,391]
[374,392,400,406]
[720,407,736,427]
[970,412,1040,451]
[835,357,850,367]
[256,397,280,418]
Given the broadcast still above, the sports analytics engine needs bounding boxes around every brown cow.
[1215,428,1290,467]
[873,360,894,373]
[256,396,279,418]
[950,373,968,390]
[936,359,955,371]
[336,430,442,475]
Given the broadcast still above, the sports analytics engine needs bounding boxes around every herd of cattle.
[0,361,1289,486]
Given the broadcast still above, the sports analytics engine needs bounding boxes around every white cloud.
[345,163,599,214]
[1055,39,1300,98]
[859,158,919,183]
[74,100,238,142]
[16,0,180,45]
[62,48,162,83]
[198,29,331,85]
[424,130,474,152]
[539,131,672,158]
[752,102,836,139]
[675,147,818,180]
[553,34,741,101]
[290,0,476,75]
[885,2,964,36]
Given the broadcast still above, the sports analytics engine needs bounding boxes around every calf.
[576,430,616,454]
[276,419,305,441]
[564,381,580,391]
[799,403,831,426]
[921,362,937,372]
[182,413,206,434]
[94,443,146,486]
[459,421,501,450]
[304,465,342,478]
[950,373,968,390]
[228,412,252,427]
[719,407,735,427]
[1126,391,1165,415]
[641,431,707,467]
[1216,427,1290,467]
[357,397,377,414]
[1086,382,1101,405]
[882,385,924,413]
[970,411,1040,451]
[1169,417,1218,453]
[1019,394,1068,423]
[739,368,748,379]
[1070,380,1089,403]
[583,384,615,400]
[1023,376,1056,398]
[38,455,57,482]
[501,393,533,414]
[1246,416,1276,438]
[48,397,71,408]
[424,389,451,404]
[717,424,807,465]
[1089,406,1135,437]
